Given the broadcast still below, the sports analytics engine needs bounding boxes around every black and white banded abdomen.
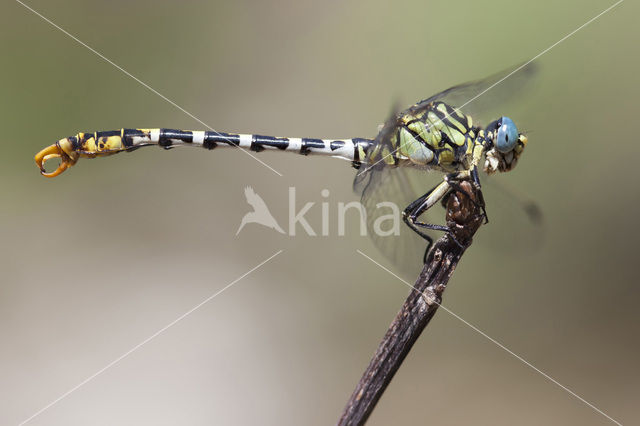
[74,128,372,164]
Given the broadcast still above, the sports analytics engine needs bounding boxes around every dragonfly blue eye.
[495,117,519,153]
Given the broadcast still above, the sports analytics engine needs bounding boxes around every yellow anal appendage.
[34,143,74,178]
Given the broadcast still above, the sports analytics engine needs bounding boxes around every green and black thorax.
[365,101,486,173]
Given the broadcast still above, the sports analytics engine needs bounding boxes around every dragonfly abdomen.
[77,128,372,156]
[35,128,374,177]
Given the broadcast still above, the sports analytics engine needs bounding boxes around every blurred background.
[1,0,638,425]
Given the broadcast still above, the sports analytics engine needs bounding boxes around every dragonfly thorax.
[390,101,479,173]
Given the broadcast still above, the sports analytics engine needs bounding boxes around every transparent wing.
[475,173,545,254]
[357,164,446,279]
[415,62,538,126]
[353,106,437,278]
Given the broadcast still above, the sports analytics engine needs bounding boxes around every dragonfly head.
[483,117,527,174]
[34,136,79,178]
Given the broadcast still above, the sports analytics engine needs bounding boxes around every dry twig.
[338,180,485,426]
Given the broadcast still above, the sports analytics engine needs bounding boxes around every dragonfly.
[34,64,536,272]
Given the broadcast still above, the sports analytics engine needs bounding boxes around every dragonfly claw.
[34,143,73,178]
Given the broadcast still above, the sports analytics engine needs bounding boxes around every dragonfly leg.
[446,167,488,224]
[402,179,463,263]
